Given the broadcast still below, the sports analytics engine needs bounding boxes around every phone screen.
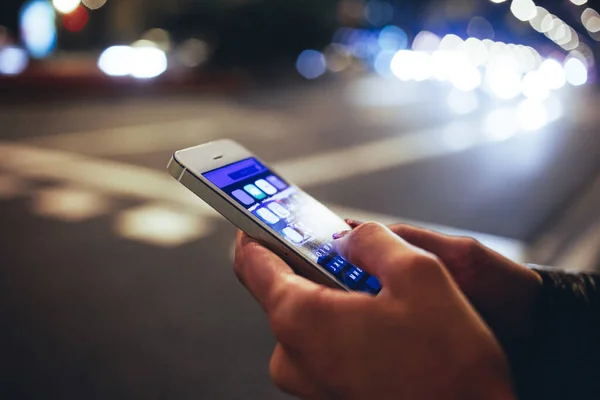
[203,157,382,294]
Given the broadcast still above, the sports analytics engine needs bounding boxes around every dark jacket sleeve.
[509,267,600,400]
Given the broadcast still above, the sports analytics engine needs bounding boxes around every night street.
[1,76,599,398]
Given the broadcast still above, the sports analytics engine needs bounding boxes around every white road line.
[0,141,526,261]
[274,126,474,186]
[21,106,298,157]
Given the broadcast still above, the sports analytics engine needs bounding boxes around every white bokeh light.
[391,50,415,81]
[538,59,566,90]
[52,0,80,14]
[0,46,29,76]
[450,63,482,92]
[521,70,549,100]
[98,46,133,77]
[98,45,168,79]
[485,59,522,99]
[463,37,488,66]
[530,7,549,32]
[412,31,441,51]
[564,57,588,86]
[131,46,168,79]
[510,0,537,22]
[438,34,464,51]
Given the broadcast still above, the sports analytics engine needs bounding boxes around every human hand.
[234,223,514,400]
[345,220,543,342]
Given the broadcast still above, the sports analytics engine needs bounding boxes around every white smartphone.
[167,139,381,294]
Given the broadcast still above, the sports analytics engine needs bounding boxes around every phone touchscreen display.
[203,158,382,294]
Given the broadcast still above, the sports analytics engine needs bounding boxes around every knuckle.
[396,251,445,280]
[343,222,387,259]
[351,221,386,239]
[456,237,483,262]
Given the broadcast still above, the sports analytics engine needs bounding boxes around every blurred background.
[1,0,599,398]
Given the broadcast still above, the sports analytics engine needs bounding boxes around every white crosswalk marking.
[115,204,214,247]
[32,186,111,222]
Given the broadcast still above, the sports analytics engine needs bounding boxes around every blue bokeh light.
[20,0,57,59]
[296,50,327,80]
[378,25,408,52]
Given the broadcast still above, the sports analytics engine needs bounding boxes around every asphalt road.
[0,76,599,399]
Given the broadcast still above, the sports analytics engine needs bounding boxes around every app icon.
[267,202,290,218]
[282,227,304,244]
[266,175,287,190]
[244,184,266,200]
[255,179,277,195]
[231,189,255,206]
[256,208,280,224]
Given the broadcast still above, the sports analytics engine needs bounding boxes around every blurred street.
[1,76,599,398]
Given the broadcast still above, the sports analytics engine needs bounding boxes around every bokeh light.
[364,1,393,27]
[141,28,172,52]
[439,34,463,51]
[82,0,106,10]
[296,50,327,80]
[52,0,81,14]
[0,46,29,76]
[510,0,537,22]
[582,9,600,33]
[412,31,440,52]
[570,0,588,5]
[529,7,550,32]
[485,56,522,99]
[390,50,414,81]
[20,0,57,59]
[62,5,88,32]
[131,47,168,79]
[98,46,132,76]
[463,37,488,66]
[521,70,549,100]
[467,16,495,39]
[378,26,408,51]
[564,57,588,86]
[373,50,396,77]
[538,59,566,89]
[177,38,209,68]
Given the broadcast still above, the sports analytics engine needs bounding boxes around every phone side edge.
[168,155,348,291]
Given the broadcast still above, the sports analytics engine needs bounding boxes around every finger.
[386,224,461,259]
[270,343,325,399]
[344,219,363,229]
[333,222,435,291]
[347,220,458,258]
[234,231,321,314]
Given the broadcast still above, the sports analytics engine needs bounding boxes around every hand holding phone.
[168,139,382,294]
[234,223,515,400]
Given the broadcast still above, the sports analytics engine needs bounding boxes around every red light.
[62,5,88,32]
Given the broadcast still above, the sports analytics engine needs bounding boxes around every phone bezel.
[168,139,350,291]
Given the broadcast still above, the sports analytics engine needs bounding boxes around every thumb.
[333,222,431,294]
